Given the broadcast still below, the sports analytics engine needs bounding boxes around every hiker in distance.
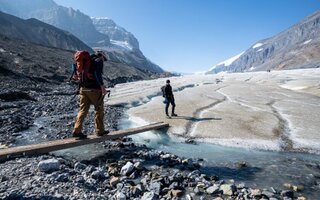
[163,79,178,118]
[72,50,109,139]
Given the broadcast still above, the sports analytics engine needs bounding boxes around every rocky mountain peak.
[91,17,140,50]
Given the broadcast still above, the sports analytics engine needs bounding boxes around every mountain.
[0,0,110,47]
[0,0,165,73]
[91,17,139,51]
[91,17,164,73]
[0,11,92,52]
[207,10,320,74]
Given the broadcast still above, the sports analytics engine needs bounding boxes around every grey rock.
[55,173,69,182]
[134,161,143,170]
[149,181,161,195]
[38,158,60,173]
[206,185,219,194]
[91,170,105,180]
[120,162,134,176]
[116,192,126,200]
[220,184,236,196]
[141,191,158,200]
[74,162,87,171]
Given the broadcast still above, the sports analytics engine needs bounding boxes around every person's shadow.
[172,115,222,122]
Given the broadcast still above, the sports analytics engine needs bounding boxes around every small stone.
[206,185,219,194]
[55,173,69,182]
[120,162,134,176]
[38,159,60,173]
[293,185,304,192]
[170,189,183,198]
[134,162,143,170]
[149,181,161,195]
[74,162,86,171]
[116,192,126,200]
[91,170,105,180]
[281,190,294,198]
[141,191,158,200]
[220,184,236,196]
[236,161,247,168]
[297,197,307,200]
[110,176,120,187]
[250,188,262,196]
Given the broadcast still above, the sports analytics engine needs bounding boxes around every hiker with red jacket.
[163,79,178,118]
[72,50,109,139]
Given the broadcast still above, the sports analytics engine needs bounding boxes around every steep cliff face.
[207,10,320,74]
[0,11,92,52]
[0,0,165,73]
[92,17,139,50]
[0,0,110,47]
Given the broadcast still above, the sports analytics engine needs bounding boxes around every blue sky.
[54,0,320,73]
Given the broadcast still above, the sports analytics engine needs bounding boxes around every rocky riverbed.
[0,138,306,200]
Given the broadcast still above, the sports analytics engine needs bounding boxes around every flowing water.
[119,116,320,199]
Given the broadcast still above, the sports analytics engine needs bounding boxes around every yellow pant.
[73,88,105,134]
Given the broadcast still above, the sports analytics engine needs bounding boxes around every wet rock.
[121,162,134,176]
[206,185,219,194]
[220,184,236,196]
[236,161,247,168]
[74,162,86,171]
[134,161,143,170]
[38,158,60,173]
[281,190,294,198]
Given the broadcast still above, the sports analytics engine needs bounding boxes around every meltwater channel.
[118,115,320,199]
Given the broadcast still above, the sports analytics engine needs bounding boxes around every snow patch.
[252,43,264,49]
[0,48,5,53]
[303,39,312,45]
[249,67,256,71]
[216,52,245,67]
[91,17,110,20]
[257,48,263,52]
[110,39,133,51]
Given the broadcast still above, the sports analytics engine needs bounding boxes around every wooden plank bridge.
[0,122,169,162]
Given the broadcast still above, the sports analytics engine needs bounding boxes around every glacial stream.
[118,115,320,199]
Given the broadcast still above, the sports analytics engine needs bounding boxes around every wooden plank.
[0,122,169,162]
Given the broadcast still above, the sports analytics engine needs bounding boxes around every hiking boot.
[166,113,171,118]
[97,130,110,137]
[171,113,178,117]
[72,132,87,139]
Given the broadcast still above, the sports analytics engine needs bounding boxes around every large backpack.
[161,85,166,97]
[72,51,94,82]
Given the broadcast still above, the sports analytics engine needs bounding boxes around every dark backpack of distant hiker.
[71,51,95,83]
[161,85,166,97]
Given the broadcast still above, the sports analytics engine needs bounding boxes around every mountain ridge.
[207,9,320,74]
